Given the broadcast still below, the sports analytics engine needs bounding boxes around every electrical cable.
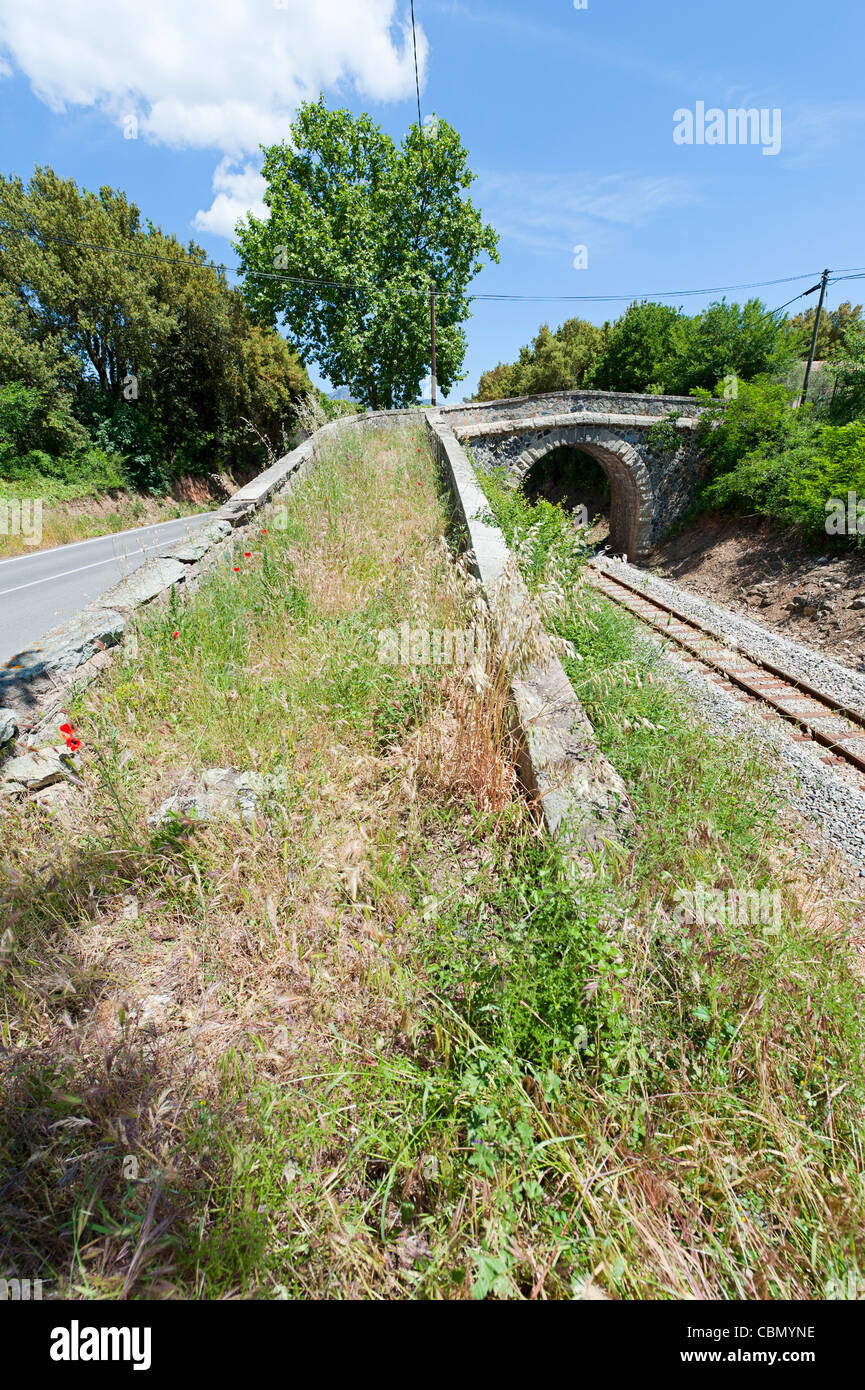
[409,0,423,135]
[1,221,856,312]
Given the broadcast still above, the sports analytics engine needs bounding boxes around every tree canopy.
[476,318,606,401]
[589,301,681,394]
[786,301,863,361]
[0,167,311,490]
[476,297,801,400]
[235,98,499,410]
[667,298,796,394]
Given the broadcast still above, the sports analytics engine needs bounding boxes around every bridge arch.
[507,426,655,558]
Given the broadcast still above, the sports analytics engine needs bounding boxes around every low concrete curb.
[425,414,632,859]
[2,406,633,865]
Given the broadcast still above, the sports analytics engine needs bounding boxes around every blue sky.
[1,0,863,399]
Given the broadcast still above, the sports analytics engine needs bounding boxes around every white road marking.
[0,545,156,597]
[0,513,209,568]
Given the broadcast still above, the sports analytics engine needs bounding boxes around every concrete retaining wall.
[425,412,632,858]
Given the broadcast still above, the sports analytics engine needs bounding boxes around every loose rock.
[1,745,81,792]
[148,767,259,827]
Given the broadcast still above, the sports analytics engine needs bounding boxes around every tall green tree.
[0,167,174,395]
[0,167,312,487]
[787,300,863,361]
[235,98,499,409]
[475,359,525,402]
[587,300,681,393]
[475,317,605,400]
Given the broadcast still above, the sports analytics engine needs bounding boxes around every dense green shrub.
[697,377,812,477]
[0,382,129,495]
[477,465,589,588]
[785,421,865,537]
[0,447,128,496]
[699,377,865,541]
[0,381,88,460]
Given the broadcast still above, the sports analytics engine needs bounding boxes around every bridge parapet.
[438,390,710,559]
[437,389,704,433]
[453,410,700,440]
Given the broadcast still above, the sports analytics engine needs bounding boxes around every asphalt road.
[0,512,216,668]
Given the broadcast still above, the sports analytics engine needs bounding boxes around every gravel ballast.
[596,554,865,716]
[593,554,865,877]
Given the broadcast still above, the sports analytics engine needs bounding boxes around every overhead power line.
[769,268,865,317]
[466,272,826,303]
[770,290,812,315]
[1,220,859,312]
[243,268,848,306]
[409,0,423,135]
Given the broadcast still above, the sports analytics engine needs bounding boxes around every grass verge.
[0,434,863,1300]
[471,466,865,1298]
[0,487,211,558]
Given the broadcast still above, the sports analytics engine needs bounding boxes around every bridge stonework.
[435,390,708,560]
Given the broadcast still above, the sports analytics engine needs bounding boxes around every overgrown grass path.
[1,429,863,1300]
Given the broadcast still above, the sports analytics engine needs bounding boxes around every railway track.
[588,562,865,785]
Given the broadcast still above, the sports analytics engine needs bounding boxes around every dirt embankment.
[649,514,865,670]
[68,469,243,515]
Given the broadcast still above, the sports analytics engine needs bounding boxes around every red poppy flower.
[65,737,81,753]
[172,630,179,639]
[244,552,251,558]
[59,722,73,737]
[233,566,240,572]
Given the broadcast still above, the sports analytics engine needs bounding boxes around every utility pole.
[429,283,437,406]
[801,267,830,405]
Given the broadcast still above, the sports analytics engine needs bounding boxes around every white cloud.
[192,158,267,238]
[0,0,427,231]
[0,1,426,151]
[476,170,694,255]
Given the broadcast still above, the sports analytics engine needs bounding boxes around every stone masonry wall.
[446,392,708,558]
[437,389,704,432]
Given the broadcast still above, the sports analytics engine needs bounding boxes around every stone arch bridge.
[434,390,709,560]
